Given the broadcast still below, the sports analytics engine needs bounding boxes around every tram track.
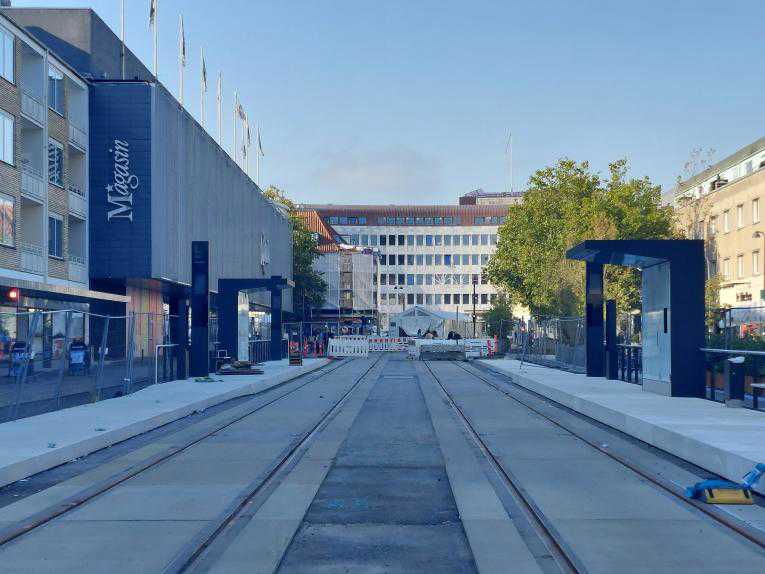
[424,359,765,573]
[0,355,383,556]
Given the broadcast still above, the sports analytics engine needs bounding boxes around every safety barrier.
[328,336,370,358]
[368,337,412,352]
[408,338,496,359]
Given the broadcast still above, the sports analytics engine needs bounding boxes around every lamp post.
[753,231,765,302]
[472,275,478,338]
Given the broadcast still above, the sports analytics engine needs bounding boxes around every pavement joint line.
[422,361,584,574]
[416,361,543,574]
[161,354,387,574]
[0,357,359,547]
[459,360,765,550]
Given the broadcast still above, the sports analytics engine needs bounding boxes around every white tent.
[389,306,472,338]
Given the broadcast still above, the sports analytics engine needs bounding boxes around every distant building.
[458,189,524,206]
[675,136,765,307]
[299,196,512,331]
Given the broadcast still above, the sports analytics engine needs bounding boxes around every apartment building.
[0,13,122,346]
[301,192,515,329]
[675,136,765,307]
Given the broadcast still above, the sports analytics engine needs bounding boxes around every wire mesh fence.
[0,310,179,423]
[508,317,585,373]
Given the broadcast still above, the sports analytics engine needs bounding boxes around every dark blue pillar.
[170,297,189,380]
[270,283,283,361]
[585,261,605,377]
[190,241,209,377]
[605,299,618,380]
[217,285,239,361]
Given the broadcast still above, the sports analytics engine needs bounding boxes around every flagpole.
[120,0,125,80]
[200,47,205,126]
[152,2,158,78]
[233,91,238,162]
[178,15,184,106]
[216,73,222,145]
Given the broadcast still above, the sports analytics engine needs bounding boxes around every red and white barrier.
[368,337,413,352]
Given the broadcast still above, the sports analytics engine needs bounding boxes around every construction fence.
[0,309,182,423]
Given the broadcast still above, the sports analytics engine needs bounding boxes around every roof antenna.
[505,131,513,193]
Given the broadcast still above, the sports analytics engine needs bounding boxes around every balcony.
[68,185,87,218]
[21,92,45,127]
[68,124,88,152]
[20,165,45,203]
[68,255,87,284]
[20,242,45,275]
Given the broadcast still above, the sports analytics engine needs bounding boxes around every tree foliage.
[487,159,677,317]
[484,293,514,338]
[263,186,327,317]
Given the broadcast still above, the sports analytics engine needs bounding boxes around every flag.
[149,0,157,28]
[244,115,251,147]
[179,15,186,67]
[200,50,207,92]
[257,126,264,157]
[236,98,246,120]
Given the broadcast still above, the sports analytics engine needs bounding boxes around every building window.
[48,139,64,187]
[425,294,433,305]
[481,234,489,245]
[361,234,369,245]
[434,234,442,246]
[737,254,744,278]
[380,274,387,285]
[709,260,717,277]
[709,216,717,236]
[359,216,366,225]
[444,217,453,225]
[453,235,460,245]
[407,234,414,246]
[379,235,386,246]
[462,254,469,265]
[481,294,488,304]
[386,217,396,225]
[0,26,13,84]
[397,234,405,245]
[425,274,433,285]
[444,294,451,305]
[481,254,489,265]
[444,235,451,246]
[406,217,414,225]
[397,274,405,285]
[0,193,14,247]
[407,254,414,265]
[416,274,423,285]
[471,234,479,245]
[471,254,479,265]
[388,254,395,265]
[425,235,433,246]
[475,216,485,224]
[444,274,451,285]
[48,66,65,116]
[451,254,459,266]
[350,234,359,245]
[723,210,730,233]
[416,254,424,265]
[490,234,498,245]
[723,258,730,279]
[416,235,424,246]
[444,254,452,266]
[0,110,13,165]
[754,199,760,224]
[426,254,433,265]
[435,294,442,304]
[406,274,414,285]
[737,204,744,228]
[397,254,405,265]
[388,234,396,245]
[462,294,470,304]
[416,294,424,304]
[407,293,414,305]
[370,235,378,246]
[754,251,760,276]
[434,254,442,265]
[48,215,63,258]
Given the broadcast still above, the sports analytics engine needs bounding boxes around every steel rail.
[163,353,385,573]
[0,356,365,549]
[422,360,583,574]
[450,360,765,551]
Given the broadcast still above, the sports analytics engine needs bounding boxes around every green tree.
[263,186,327,318]
[487,159,677,316]
[484,293,514,338]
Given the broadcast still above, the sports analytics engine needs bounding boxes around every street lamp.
[753,231,765,301]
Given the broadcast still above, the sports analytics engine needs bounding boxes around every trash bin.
[10,341,32,377]
[68,340,89,375]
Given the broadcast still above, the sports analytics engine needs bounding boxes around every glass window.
[407,274,414,285]
[379,256,386,266]
[462,254,469,265]
[359,216,366,225]
[737,205,744,228]
[48,66,65,115]
[48,215,63,258]
[48,139,64,187]
[416,274,424,285]
[398,274,405,285]
[425,235,433,246]
[407,293,414,305]
[754,251,761,276]
[490,234,498,245]
[452,254,460,266]
[416,217,424,225]
[489,216,499,224]
[361,234,369,245]
[481,254,489,265]
[407,254,414,265]
[455,217,462,225]
[737,254,744,278]
[0,110,13,165]
[425,274,433,285]
[444,217,453,225]
[723,210,730,233]
[462,274,470,284]
[380,274,387,285]
[388,273,395,284]
[416,235,424,246]
[424,217,434,225]
[453,235,460,246]
[723,258,730,279]
[462,234,470,244]
[396,217,405,225]
[425,294,433,305]
[0,193,14,246]
[406,217,414,225]
[444,274,451,285]
[472,254,479,265]
[426,254,433,265]
[434,217,443,225]
[389,234,396,245]
[407,234,414,246]
[435,294,442,304]
[339,216,349,225]
[709,216,717,236]
[371,234,378,246]
[434,273,443,284]
[471,234,479,245]
[435,254,442,265]
[444,235,451,246]
[350,234,359,245]
[453,273,460,284]
[475,216,485,224]
[481,294,488,304]
[416,294,424,304]
[0,27,14,83]
[397,254,405,265]
[379,234,386,246]
[462,294,470,304]
[386,217,396,225]
[416,254,424,265]
[481,272,488,284]
[444,254,452,266]
[444,294,452,305]
[754,199,760,224]
[398,234,405,245]
[388,254,395,265]
[434,235,442,246]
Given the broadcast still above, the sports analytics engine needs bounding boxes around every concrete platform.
[0,358,330,489]
[479,359,765,495]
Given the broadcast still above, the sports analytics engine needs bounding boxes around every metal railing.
[511,317,585,373]
[616,344,642,384]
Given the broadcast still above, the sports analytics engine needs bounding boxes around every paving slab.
[481,359,765,495]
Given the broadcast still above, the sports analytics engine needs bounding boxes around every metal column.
[190,241,209,377]
[585,261,605,377]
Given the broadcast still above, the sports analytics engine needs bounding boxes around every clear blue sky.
[13,0,765,205]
